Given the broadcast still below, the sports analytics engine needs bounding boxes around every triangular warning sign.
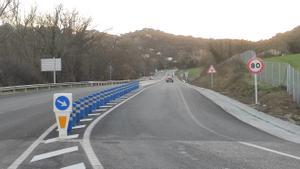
[207,65,216,74]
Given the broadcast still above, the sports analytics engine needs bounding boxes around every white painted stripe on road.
[44,134,79,144]
[61,162,86,169]
[72,125,86,129]
[101,105,112,108]
[7,123,57,169]
[89,113,101,116]
[30,146,78,162]
[94,108,107,112]
[80,118,93,122]
[82,82,161,169]
[239,141,300,161]
[107,102,117,105]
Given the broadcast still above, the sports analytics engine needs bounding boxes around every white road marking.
[180,81,300,161]
[94,108,107,112]
[100,105,112,108]
[72,125,86,129]
[239,141,300,160]
[30,146,78,162]
[43,134,79,144]
[107,102,117,105]
[7,123,57,169]
[80,118,93,122]
[61,162,86,169]
[82,82,160,169]
[89,113,101,116]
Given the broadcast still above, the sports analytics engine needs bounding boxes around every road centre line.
[30,146,78,162]
[61,162,86,169]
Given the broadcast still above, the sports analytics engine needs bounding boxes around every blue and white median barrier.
[67,81,139,134]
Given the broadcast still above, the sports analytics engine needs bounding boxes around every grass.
[266,54,300,70]
[184,67,202,80]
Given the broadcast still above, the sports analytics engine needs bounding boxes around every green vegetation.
[184,67,202,80]
[266,54,300,70]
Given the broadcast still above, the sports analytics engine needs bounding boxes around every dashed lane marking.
[43,134,79,144]
[61,162,86,169]
[30,146,79,162]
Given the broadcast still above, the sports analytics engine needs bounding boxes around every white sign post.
[247,58,264,104]
[53,93,72,138]
[41,58,62,84]
[207,65,217,88]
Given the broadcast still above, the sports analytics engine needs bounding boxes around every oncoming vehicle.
[166,77,174,83]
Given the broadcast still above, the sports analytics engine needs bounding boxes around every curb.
[182,81,300,144]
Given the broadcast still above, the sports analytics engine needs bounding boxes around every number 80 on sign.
[247,58,264,74]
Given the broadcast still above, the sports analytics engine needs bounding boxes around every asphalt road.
[91,79,300,169]
[0,85,115,169]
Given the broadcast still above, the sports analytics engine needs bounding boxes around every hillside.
[188,56,300,125]
[265,54,300,70]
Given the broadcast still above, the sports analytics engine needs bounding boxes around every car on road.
[166,77,174,83]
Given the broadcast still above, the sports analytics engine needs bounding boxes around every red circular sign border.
[247,58,265,74]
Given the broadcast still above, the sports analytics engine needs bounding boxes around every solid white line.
[30,146,78,162]
[72,125,86,129]
[89,113,101,116]
[61,162,86,169]
[44,134,79,144]
[239,141,300,160]
[80,118,93,122]
[107,102,117,105]
[82,82,161,169]
[7,123,57,169]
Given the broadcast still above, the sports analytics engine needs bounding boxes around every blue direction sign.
[55,96,70,111]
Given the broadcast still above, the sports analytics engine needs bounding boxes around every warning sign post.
[207,65,217,88]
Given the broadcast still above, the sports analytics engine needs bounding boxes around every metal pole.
[53,57,56,84]
[254,74,258,104]
[211,74,214,89]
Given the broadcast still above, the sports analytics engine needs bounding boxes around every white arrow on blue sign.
[53,93,72,114]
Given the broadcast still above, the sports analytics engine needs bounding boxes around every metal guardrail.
[0,80,131,95]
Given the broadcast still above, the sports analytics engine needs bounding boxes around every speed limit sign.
[247,58,264,74]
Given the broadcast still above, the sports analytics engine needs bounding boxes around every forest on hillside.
[1,0,300,86]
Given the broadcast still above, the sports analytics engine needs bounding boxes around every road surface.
[0,85,116,169]
[91,79,300,169]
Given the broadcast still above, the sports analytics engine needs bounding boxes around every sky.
[20,0,300,41]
